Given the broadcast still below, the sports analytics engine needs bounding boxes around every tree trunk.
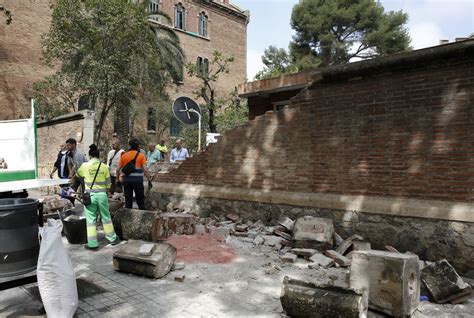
[114,98,131,149]
[208,89,217,133]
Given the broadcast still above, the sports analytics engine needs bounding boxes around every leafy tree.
[290,0,411,68]
[186,51,234,133]
[215,88,248,132]
[39,0,184,143]
[255,46,297,80]
[1,6,12,25]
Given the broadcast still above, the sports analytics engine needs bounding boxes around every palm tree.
[114,4,185,147]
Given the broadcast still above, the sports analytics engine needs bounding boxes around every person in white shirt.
[170,139,189,163]
[106,139,124,194]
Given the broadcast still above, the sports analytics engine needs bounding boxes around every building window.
[147,107,156,131]
[170,117,181,136]
[175,3,185,30]
[196,56,209,77]
[198,12,208,37]
[148,0,160,22]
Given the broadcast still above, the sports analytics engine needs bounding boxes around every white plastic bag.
[37,219,78,318]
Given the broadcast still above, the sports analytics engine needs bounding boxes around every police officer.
[77,144,119,250]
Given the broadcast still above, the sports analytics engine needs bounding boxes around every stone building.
[0,0,248,140]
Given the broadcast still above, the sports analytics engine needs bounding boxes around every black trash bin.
[59,209,87,244]
[0,198,39,278]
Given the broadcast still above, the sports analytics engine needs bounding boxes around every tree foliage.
[1,6,12,25]
[186,51,234,133]
[290,0,411,68]
[38,0,184,143]
[254,46,298,80]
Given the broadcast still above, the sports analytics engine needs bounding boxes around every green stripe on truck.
[0,170,36,182]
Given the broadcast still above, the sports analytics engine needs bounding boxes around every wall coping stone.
[152,182,474,223]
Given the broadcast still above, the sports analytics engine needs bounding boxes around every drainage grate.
[25,278,107,300]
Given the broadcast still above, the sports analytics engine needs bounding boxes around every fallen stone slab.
[324,250,351,267]
[235,224,248,232]
[293,216,334,250]
[335,234,364,255]
[225,213,240,222]
[309,253,334,269]
[113,208,160,241]
[152,213,196,240]
[113,240,176,279]
[281,253,297,263]
[280,276,368,318]
[278,216,295,232]
[350,250,420,317]
[421,259,472,304]
[291,248,317,258]
[274,229,293,241]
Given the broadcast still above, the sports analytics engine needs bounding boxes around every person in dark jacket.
[50,144,70,179]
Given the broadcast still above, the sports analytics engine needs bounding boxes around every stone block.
[253,235,265,247]
[309,253,334,269]
[247,230,259,239]
[174,274,185,282]
[262,235,283,247]
[278,216,295,232]
[280,276,368,318]
[152,213,196,241]
[281,253,297,263]
[249,220,265,231]
[324,250,351,267]
[293,216,334,250]
[235,224,248,232]
[225,213,240,222]
[291,248,317,258]
[421,259,472,304]
[113,240,176,279]
[350,250,420,317]
[233,231,248,238]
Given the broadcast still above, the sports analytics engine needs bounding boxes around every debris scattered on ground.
[113,240,176,279]
[174,274,186,282]
[281,253,297,263]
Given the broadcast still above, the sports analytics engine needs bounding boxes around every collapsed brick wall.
[155,54,474,203]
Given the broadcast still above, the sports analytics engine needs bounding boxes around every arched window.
[198,12,208,37]
[175,3,185,30]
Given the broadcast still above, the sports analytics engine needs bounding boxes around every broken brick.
[324,250,351,267]
[278,216,295,232]
[138,243,155,256]
[281,253,297,263]
[253,235,265,247]
[309,253,334,268]
[225,214,240,222]
[174,274,185,282]
[335,235,364,255]
[235,224,249,232]
[274,230,292,241]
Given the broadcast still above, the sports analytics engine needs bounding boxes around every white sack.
[37,219,78,318]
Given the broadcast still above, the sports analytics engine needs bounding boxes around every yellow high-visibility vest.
[77,158,111,192]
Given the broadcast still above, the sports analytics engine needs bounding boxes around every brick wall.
[155,46,474,203]
[0,0,54,119]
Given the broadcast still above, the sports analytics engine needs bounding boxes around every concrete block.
[152,213,196,241]
[113,208,159,241]
[278,216,294,232]
[293,216,334,250]
[350,250,420,317]
[309,253,334,268]
[291,248,317,258]
[324,250,351,267]
[421,259,472,304]
[281,253,297,263]
[113,240,176,279]
[281,276,368,318]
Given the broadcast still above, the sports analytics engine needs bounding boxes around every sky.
[232,0,474,80]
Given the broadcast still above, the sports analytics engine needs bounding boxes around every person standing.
[66,138,88,191]
[77,144,119,250]
[170,139,189,163]
[156,140,168,161]
[50,144,69,179]
[119,138,151,210]
[146,142,161,169]
[106,140,124,195]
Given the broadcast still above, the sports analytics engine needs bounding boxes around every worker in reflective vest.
[77,144,120,250]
